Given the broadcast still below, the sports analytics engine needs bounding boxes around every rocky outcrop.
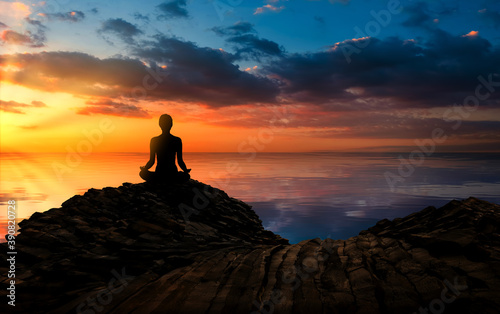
[1,180,499,313]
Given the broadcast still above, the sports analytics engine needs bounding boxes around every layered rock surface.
[1,180,499,313]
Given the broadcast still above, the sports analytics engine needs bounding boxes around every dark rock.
[1,180,499,313]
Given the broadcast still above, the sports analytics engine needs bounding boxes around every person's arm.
[176,138,191,173]
[142,138,156,170]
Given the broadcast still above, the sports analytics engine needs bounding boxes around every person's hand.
[140,166,145,170]
[185,169,191,173]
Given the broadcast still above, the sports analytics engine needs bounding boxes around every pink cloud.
[254,4,285,15]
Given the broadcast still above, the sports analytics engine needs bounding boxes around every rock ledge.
[1,180,499,313]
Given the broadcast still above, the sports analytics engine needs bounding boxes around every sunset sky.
[1,0,500,153]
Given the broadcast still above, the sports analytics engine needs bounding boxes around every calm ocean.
[1,152,499,243]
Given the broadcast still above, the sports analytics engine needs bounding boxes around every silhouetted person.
[140,114,191,183]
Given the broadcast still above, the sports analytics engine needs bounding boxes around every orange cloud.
[463,30,479,37]
[1,47,279,108]
[78,99,151,118]
[12,2,30,14]
[0,51,147,96]
[1,30,32,45]
[0,1,30,20]
[0,99,47,114]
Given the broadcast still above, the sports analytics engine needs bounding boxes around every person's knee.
[139,169,147,180]
[140,169,155,182]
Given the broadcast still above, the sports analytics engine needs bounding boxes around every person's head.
[159,114,173,132]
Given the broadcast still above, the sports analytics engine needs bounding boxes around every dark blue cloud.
[263,29,500,109]
[212,22,284,60]
[98,18,143,44]
[402,2,433,28]
[157,0,189,19]
[5,17,48,47]
[43,11,85,22]
[478,9,500,29]
[132,36,280,105]
[133,13,150,22]
[314,16,326,27]
[211,21,255,36]
[401,1,458,29]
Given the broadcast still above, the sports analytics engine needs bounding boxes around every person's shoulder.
[170,134,182,141]
[150,135,162,143]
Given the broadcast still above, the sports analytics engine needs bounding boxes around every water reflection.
[1,152,499,243]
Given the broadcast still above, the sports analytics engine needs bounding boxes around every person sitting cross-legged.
[140,114,191,184]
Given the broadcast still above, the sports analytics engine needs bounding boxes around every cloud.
[0,100,47,114]
[2,26,499,137]
[291,108,500,140]
[254,4,285,15]
[39,11,85,22]
[212,22,284,60]
[1,51,150,97]
[132,36,280,105]
[133,13,150,22]
[31,100,47,107]
[478,9,500,29]
[0,29,45,47]
[98,18,143,44]
[196,102,498,143]
[1,38,279,108]
[402,2,433,28]
[1,17,46,47]
[402,1,458,29]
[463,30,479,38]
[0,2,30,20]
[78,99,151,118]
[1,30,33,46]
[19,125,39,130]
[0,189,47,204]
[314,16,326,27]
[211,21,255,36]
[228,34,284,60]
[263,29,500,110]
[157,0,189,19]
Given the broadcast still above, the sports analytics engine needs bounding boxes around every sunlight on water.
[1,152,499,243]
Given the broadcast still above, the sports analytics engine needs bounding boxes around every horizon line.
[2,151,500,154]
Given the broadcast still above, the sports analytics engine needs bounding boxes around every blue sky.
[7,0,500,56]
